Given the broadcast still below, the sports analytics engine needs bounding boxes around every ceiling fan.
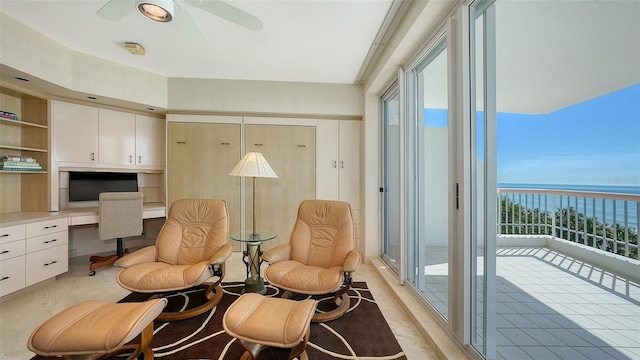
[97,0,262,39]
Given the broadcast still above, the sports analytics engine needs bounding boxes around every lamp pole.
[252,176,257,237]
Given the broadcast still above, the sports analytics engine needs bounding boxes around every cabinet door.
[338,120,361,207]
[245,125,315,249]
[167,122,241,240]
[98,109,136,165]
[135,115,165,167]
[0,256,25,297]
[315,121,340,200]
[52,101,99,163]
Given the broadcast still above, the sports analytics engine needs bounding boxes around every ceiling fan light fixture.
[136,0,174,22]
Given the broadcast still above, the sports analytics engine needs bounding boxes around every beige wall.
[0,13,363,118]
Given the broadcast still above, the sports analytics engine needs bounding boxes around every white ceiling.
[0,0,393,84]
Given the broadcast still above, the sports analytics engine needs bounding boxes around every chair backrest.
[289,200,355,268]
[98,192,144,240]
[156,199,229,265]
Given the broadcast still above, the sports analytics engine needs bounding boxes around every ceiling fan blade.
[185,0,263,31]
[175,4,208,43]
[97,0,136,21]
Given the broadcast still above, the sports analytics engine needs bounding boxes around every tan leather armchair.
[262,200,361,322]
[115,199,232,321]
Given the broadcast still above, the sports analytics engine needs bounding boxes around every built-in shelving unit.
[0,84,50,213]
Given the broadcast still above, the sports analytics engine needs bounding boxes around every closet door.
[167,122,241,243]
[245,125,315,249]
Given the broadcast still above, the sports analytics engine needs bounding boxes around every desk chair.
[89,192,143,276]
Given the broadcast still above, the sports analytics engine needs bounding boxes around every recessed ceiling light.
[14,76,29,82]
[137,0,173,22]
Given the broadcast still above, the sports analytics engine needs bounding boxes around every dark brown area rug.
[31,282,407,359]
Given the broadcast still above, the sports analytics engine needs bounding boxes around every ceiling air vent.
[124,42,146,55]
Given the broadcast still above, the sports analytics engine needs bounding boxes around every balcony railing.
[497,188,639,260]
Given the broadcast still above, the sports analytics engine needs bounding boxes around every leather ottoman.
[27,298,167,360]
[223,293,317,360]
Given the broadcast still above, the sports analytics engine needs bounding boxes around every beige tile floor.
[0,252,437,360]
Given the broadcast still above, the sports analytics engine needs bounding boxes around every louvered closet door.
[167,122,241,249]
[245,125,315,250]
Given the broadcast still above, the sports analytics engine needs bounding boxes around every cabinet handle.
[44,239,58,244]
[44,261,58,266]
[341,161,344,168]
[177,141,186,144]
[333,161,337,168]
[221,142,230,145]
[91,152,95,161]
[138,155,142,163]
[129,155,133,163]
[0,250,9,254]
[0,276,9,281]
[0,234,8,237]
[254,143,263,146]
[297,144,306,148]
[44,225,57,229]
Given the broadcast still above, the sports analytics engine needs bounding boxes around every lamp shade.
[229,152,278,178]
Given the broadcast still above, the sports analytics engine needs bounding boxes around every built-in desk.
[0,203,166,227]
[64,203,166,226]
[0,204,166,298]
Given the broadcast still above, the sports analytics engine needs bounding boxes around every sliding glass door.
[406,38,451,319]
[381,86,401,273]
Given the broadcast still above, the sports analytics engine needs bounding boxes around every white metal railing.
[497,188,639,260]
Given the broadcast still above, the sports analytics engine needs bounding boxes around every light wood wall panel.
[245,125,316,250]
[167,122,241,248]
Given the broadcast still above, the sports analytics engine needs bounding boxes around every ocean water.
[498,183,639,230]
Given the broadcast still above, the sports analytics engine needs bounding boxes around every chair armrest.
[262,244,291,264]
[208,244,233,265]
[342,250,362,273]
[114,245,156,268]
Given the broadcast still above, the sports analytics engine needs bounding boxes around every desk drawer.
[0,256,26,297]
[26,244,68,286]
[0,239,26,261]
[0,224,26,245]
[26,231,68,253]
[26,218,68,238]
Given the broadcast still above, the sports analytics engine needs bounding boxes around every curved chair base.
[89,249,129,276]
[155,281,224,322]
[281,290,350,323]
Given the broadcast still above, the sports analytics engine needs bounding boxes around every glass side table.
[230,230,277,294]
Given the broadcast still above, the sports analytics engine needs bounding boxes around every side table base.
[244,277,266,294]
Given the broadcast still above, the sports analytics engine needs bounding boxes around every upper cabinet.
[98,108,135,166]
[0,85,51,213]
[135,114,165,168]
[52,100,165,169]
[52,101,99,164]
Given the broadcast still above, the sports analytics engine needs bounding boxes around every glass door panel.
[407,40,450,319]
[382,88,401,272]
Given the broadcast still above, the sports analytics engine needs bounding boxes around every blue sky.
[497,83,640,186]
[424,83,640,186]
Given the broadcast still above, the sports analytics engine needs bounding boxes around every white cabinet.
[0,217,68,297]
[52,101,164,169]
[98,108,136,165]
[135,114,165,167]
[52,101,99,164]
[0,224,26,297]
[316,120,361,241]
[316,120,361,206]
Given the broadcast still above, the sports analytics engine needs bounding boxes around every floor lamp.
[229,152,277,293]
[229,152,278,236]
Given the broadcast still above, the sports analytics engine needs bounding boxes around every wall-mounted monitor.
[68,172,138,202]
